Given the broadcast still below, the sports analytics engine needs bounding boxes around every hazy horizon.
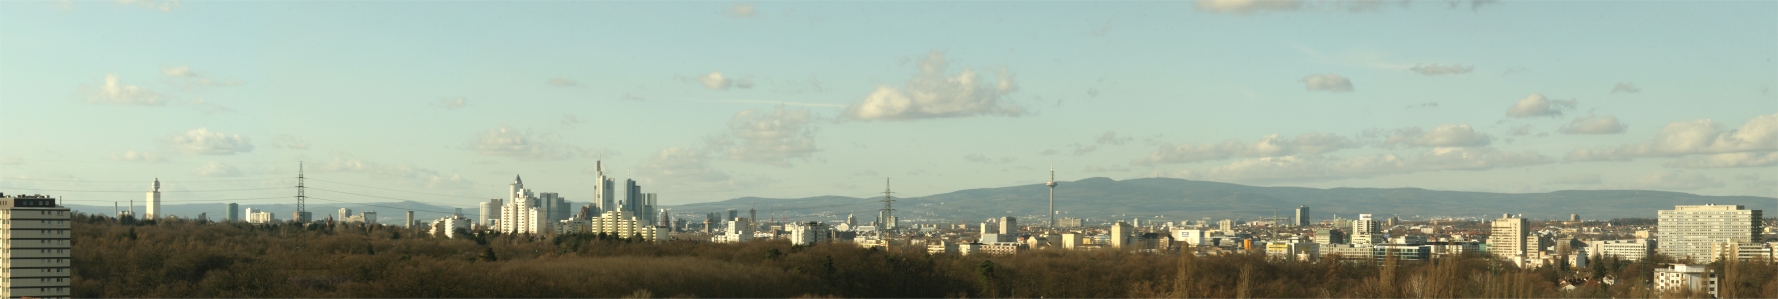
[3,1,1774,211]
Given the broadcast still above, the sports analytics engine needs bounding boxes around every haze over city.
[2,1,1774,210]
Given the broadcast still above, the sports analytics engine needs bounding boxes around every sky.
[1,0,1774,215]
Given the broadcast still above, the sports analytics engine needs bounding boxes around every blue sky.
[1,0,1774,213]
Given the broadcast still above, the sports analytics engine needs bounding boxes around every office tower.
[145,178,161,219]
[1110,221,1132,248]
[479,199,503,227]
[846,214,856,227]
[999,217,1018,235]
[592,160,616,214]
[660,209,673,230]
[1352,214,1380,245]
[625,179,641,217]
[226,203,239,222]
[980,222,995,234]
[1658,204,1763,262]
[749,207,757,223]
[0,193,71,298]
[362,211,376,224]
[339,208,352,222]
[727,209,739,221]
[1295,205,1310,227]
[1490,214,1527,260]
[1570,214,1580,222]
[406,211,415,228]
[500,175,546,234]
[1046,167,1058,227]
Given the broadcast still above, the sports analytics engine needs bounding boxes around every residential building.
[1171,229,1206,246]
[479,198,502,228]
[1587,239,1655,261]
[557,210,669,242]
[0,193,72,299]
[1653,263,1718,298]
[1658,204,1763,262]
[1353,214,1381,245]
[246,208,275,224]
[1058,217,1083,228]
[1490,214,1528,261]
[999,217,1018,235]
[428,215,473,238]
[788,221,830,245]
[1110,221,1133,248]
[499,175,547,234]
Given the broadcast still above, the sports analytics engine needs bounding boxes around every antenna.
[296,161,306,222]
[880,178,895,229]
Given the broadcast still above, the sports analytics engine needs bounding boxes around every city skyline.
[2,1,1775,210]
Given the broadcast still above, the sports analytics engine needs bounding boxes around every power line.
[61,196,290,203]
[1,186,293,193]
[5,158,294,165]
[669,178,882,194]
[0,177,292,183]
[304,178,488,199]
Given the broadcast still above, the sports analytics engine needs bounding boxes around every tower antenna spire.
[296,161,306,222]
[879,178,895,229]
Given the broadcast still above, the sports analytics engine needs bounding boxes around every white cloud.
[547,77,580,87]
[1626,170,1724,191]
[432,97,466,110]
[1096,131,1133,145]
[1381,124,1493,148]
[1567,113,1777,161]
[162,66,243,88]
[1185,147,1550,183]
[116,0,177,11]
[729,3,756,17]
[109,151,165,162]
[715,107,818,166]
[1408,64,1473,76]
[1301,74,1353,92]
[842,51,1023,121]
[1505,93,1576,118]
[1133,133,1356,165]
[271,134,310,150]
[1546,173,1602,185]
[164,128,254,155]
[639,147,734,185]
[82,74,167,106]
[1663,152,1778,168]
[1195,0,1304,14]
[470,125,590,160]
[1558,115,1627,135]
[1611,83,1641,94]
[191,162,242,177]
[699,71,733,90]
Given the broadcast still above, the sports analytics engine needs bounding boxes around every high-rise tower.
[593,160,615,214]
[1046,167,1058,227]
[145,178,161,219]
[1294,205,1310,227]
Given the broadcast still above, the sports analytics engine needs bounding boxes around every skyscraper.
[0,193,71,298]
[1294,205,1310,227]
[500,175,546,234]
[479,198,503,227]
[1658,204,1763,262]
[145,178,161,219]
[999,217,1018,235]
[1490,214,1527,261]
[592,160,615,215]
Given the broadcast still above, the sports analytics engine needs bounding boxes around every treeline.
[72,214,1777,298]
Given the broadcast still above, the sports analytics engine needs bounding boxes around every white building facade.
[0,193,72,299]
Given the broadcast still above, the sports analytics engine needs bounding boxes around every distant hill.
[65,201,469,224]
[670,177,1777,224]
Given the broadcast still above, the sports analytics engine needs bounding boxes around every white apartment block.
[1657,204,1762,262]
[555,210,669,242]
[0,194,72,299]
[1489,214,1527,261]
[1653,263,1717,298]
[428,215,474,238]
[1587,239,1655,261]
[787,222,830,246]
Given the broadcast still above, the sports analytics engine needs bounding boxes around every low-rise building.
[1653,263,1717,298]
[1587,239,1655,261]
